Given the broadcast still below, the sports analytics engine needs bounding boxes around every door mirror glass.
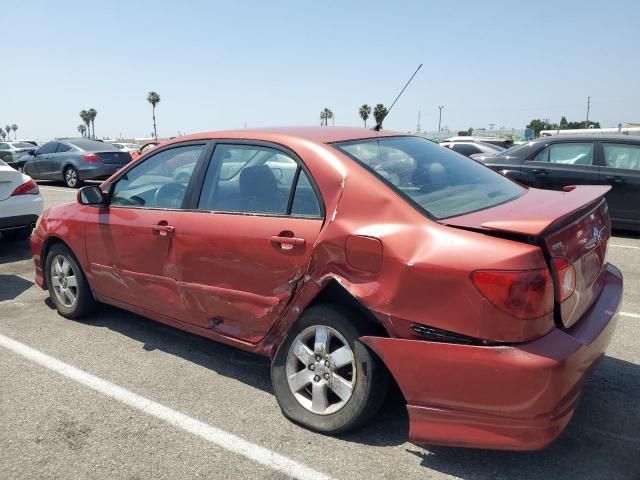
[78,185,104,205]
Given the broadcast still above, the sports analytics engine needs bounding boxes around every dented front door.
[173,212,322,343]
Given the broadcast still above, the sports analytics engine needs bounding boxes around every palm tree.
[80,110,91,138]
[373,104,388,126]
[77,124,87,137]
[320,108,333,126]
[147,91,160,140]
[0,130,5,141]
[5,125,11,140]
[11,124,18,139]
[87,108,97,139]
[359,104,371,127]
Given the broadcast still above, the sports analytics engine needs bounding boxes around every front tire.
[45,244,95,318]
[64,166,82,188]
[271,304,388,435]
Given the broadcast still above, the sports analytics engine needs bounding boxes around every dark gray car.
[23,139,131,188]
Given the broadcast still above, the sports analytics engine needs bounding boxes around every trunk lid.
[95,151,131,165]
[442,185,612,328]
[0,165,25,201]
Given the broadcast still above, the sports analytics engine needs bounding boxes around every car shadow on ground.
[0,237,32,264]
[0,274,33,302]
[612,228,640,240]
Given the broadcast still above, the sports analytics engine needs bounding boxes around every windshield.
[333,136,526,220]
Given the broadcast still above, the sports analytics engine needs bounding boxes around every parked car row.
[28,126,621,451]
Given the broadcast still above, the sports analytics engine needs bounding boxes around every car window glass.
[291,170,321,217]
[37,142,58,155]
[0,143,8,149]
[452,144,481,156]
[603,143,640,170]
[111,144,204,209]
[56,144,72,153]
[534,143,593,165]
[199,144,303,215]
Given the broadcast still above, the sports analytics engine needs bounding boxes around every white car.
[0,159,44,240]
[111,142,141,153]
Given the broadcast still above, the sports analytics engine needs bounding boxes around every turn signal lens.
[11,179,39,196]
[551,257,576,302]
[82,153,101,163]
[471,268,554,320]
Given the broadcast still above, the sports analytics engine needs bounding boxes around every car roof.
[534,134,640,143]
[169,126,405,145]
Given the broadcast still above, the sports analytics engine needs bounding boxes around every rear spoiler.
[441,185,611,237]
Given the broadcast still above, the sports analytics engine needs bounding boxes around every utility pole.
[416,110,421,135]
[438,106,444,132]
[586,96,591,128]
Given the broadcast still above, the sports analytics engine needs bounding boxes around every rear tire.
[271,304,388,435]
[64,166,82,188]
[45,243,95,318]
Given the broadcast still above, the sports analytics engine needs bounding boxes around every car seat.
[239,164,283,213]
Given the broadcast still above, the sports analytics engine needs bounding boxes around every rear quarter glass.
[333,136,525,220]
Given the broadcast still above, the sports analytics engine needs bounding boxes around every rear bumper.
[78,164,123,181]
[0,214,39,231]
[361,263,623,450]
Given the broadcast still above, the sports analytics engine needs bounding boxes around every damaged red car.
[30,127,622,450]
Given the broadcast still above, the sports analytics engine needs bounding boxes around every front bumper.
[361,263,623,450]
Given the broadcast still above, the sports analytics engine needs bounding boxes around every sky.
[2,0,639,140]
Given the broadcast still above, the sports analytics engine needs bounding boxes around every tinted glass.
[0,143,9,149]
[334,136,525,220]
[291,170,321,217]
[451,144,482,156]
[603,143,640,170]
[68,139,119,151]
[534,143,593,165]
[37,142,58,154]
[199,144,299,215]
[111,144,204,209]
[56,143,72,153]
[11,142,35,149]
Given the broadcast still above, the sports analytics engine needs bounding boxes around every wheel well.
[40,237,66,288]
[308,280,389,338]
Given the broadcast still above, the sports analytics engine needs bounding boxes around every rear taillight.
[11,179,39,196]
[471,268,554,320]
[551,257,576,302]
[82,153,101,163]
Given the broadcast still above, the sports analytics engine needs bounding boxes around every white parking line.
[621,312,640,319]
[39,186,76,193]
[0,333,333,480]
[609,244,640,250]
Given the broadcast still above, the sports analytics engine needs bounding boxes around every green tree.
[373,104,387,126]
[87,108,97,139]
[359,104,371,127]
[147,91,161,139]
[526,118,558,137]
[77,124,87,137]
[559,116,568,129]
[11,124,18,139]
[80,110,91,138]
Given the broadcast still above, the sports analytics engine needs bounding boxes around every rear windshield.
[67,139,119,151]
[333,136,525,219]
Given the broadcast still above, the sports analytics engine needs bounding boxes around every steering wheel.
[153,182,187,209]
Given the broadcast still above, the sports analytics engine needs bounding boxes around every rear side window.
[333,136,525,220]
[37,142,58,154]
[603,143,640,170]
[533,143,594,165]
[56,144,72,153]
[198,144,322,217]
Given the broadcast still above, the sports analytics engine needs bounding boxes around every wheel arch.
[40,236,75,289]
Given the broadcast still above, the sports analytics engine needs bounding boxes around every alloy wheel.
[286,325,356,415]
[50,255,78,307]
[65,168,78,187]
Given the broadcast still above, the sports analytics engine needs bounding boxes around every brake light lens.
[471,268,554,320]
[551,257,576,302]
[82,153,101,163]
[11,179,39,196]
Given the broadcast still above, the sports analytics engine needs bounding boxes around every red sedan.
[30,127,622,450]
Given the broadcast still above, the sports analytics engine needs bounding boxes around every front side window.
[37,142,58,155]
[333,136,525,220]
[198,144,321,217]
[533,143,594,165]
[111,144,204,209]
[56,144,72,153]
[603,143,640,170]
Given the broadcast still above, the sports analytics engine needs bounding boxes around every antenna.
[373,63,422,131]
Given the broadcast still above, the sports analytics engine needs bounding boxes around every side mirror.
[77,185,105,205]
[27,149,37,156]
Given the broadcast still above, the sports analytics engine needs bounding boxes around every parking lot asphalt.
[1,184,639,480]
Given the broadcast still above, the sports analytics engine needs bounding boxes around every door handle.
[531,168,548,175]
[605,175,626,184]
[270,234,306,249]
[152,223,175,237]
